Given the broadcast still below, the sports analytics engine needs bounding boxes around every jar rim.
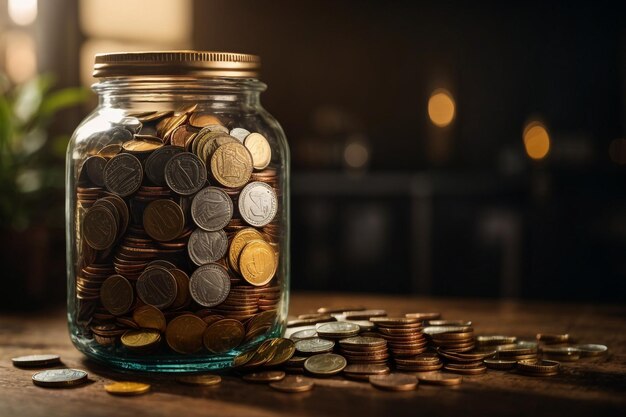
[93,50,261,79]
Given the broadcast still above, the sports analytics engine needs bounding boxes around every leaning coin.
[143,199,185,242]
[243,370,286,383]
[144,145,184,186]
[177,374,221,386]
[12,354,61,368]
[32,369,88,388]
[191,186,233,231]
[210,142,253,188]
[269,375,314,393]
[239,239,276,286]
[369,374,417,391]
[104,381,150,396]
[304,353,347,376]
[238,182,278,227]
[136,267,177,309]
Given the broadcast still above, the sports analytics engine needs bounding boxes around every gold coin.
[243,133,272,170]
[210,142,253,188]
[228,228,264,273]
[239,239,276,286]
[177,374,221,386]
[189,112,223,128]
[120,330,161,351]
[122,139,163,153]
[104,381,151,396]
[165,314,207,354]
[265,338,296,366]
[132,305,166,333]
[203,319,245,353]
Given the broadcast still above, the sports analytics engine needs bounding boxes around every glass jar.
[65,51,290,372]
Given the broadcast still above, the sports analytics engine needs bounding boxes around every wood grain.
[1,293,625,417]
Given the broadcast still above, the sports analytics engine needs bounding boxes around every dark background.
[1,0,625,308]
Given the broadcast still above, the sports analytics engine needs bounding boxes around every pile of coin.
[495,341,539,363]
[369,317,426,358]
[73,105,283,356]
[423,321,475,352]
[337,336,389,365]
[438,348,491,375]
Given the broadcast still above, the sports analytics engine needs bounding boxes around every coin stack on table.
[73,105,283,357]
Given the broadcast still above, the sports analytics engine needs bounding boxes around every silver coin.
[136,266,177,309]
[229,127,251,142]
[290,329,319,341]
[304,353,347,376]
[32,369,88,388]
[12,354,61,368]
[294,337,335,354]
[238,181,278,227]
[189,263,231,307]
[187,228,228,266]
[103,153,143,197]
[574,344,608,356]
[164,152,207,195]
[191,187,233,231]
[316,321,360,337]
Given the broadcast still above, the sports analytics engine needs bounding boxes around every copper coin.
[132,305,166,332]
[103,153,143,197]
[83,155,107,187]
[191,187,233,231]
[82,205,117,250]
[136,267,177,309]
[12,354,61,368]
[369,373,417,391]
[165,314,207,354]
[100,274,134,316]
[177,374,221,386]
[142,199,185,242]
[269,376,314,393]
[304,353,347,376]
[144,145,183,186]
[169,269,191,310]
[164,152,207,195]
[203,319,245,353]
[417,372,462,386]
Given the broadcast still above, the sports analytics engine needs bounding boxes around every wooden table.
[1,293,625,417]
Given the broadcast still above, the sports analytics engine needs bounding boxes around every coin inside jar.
[136,267,177,309]
[210,142,253,188]
[239,239,276,286]
[165,314,207,354]
[243,133,272,170]
[82,205,117,250]
[164,152,207,195]
[238,181,278,227]
[189,263,231,307]
[142,199,185,242]
[203,319,245,353]
[100,274,134,316]
[191,186,233,231]
[103,153,143,197]
[188,229,229,266]
[228,228,265,273]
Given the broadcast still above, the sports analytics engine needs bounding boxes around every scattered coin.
[243,370,286,383]
[304,353,347,376]
[369,373,418,391]
[177,374,222,386]
[104,381,151,396]
[12,354,61,368]
[269,376,314,393]
[484,359,517,370]
[32,369,88,388]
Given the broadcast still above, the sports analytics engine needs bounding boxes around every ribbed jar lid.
[93,51,261,78]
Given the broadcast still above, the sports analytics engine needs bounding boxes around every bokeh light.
[8,0,38,26]
[523,121,550,160]
[428,89,455,128]
[344,141,369,169]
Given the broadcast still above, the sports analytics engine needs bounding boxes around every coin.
[143,199,185,241]
[443,364,487,375]
[12,354,61,368]
[132,305,167,332]
[238,182,278,227]
[191,187,233,231]
[316,322,360,338]
[536,333,569,344]
[416,373,462,386]
[82,205,117,250]
[404,312,441,321]
[243,370,286,383]
[165,152,207,195]
[188,229,229,266]
[265,339,296,366]
[484,359,517,370]
[136,267,177,309]
[144,145,184,186]
[243,133,272,170]
[32,369,88,388]
[83,155,107,187]
[210,142,253,188]
[169,269,191,310]
[165,314,207,354]
[100,274,134,316]
[542,346,581,361]
[476,335,517,346]
[103,153,143,197]
[239,239,276,286]
[304,353,347,376]
[339,336,387,349]
[104,381,151,396]
[189,112,222,128]
[189,263,231,307]
[177,374,221,386]
[290,329,318,341]
[575,344,608,357]
[269,376,314,393]
[120,330,161,351]
[203,319,245,353]
[295,338,335,355]
[228,228,265,273]
[229,127,250,142]
[369,373,417,391]
[344,364,390,376]
[517,359,560,376]
[122,139,163,153]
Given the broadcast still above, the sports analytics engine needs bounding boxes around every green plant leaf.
[39,87,90,120]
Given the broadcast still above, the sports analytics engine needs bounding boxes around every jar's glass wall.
[66,77,289,372]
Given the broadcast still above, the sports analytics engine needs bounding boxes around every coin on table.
[304,353,347,376]
[132,305,167,332]
[165,152,207,195]
[165,314,207,354]
[416,372,463,386]
[269,375,314,393]
[191,186,233,231]
[290,329,318,342]
[339,336,387,349]
[229,127,250,142]
[177,374,221,386]
[100,274,134,316]
[476,335,517,346]
[143,199,185,242]
[517,359,560,376]
[369,373,417,391]
[536,333,569,344]
[316,322,360,338]
[238,181,278,227]
[228,228,265,273]
[344,364,390,376]
[82,155,107,187]
[243,132,272,170]
[404,312,441,321]
[104,381,151,396]
[12,354,61,368]
[265,339,296,366]
[103,153,143,197]
[82,205,117,250]
[32,369,88,388]
[574,344,608,357]
[484,359,517,370]
[210,142,253,188]
[188,228,229,266]
[295,338,335,355]
[136,267,177,309]
[243,370,286,383]
[144,145,184,186]
[239,239,276,286]
[203,319,245,353]
[120,329,161,351]
[541,346,581,361]
[189,263,231,307]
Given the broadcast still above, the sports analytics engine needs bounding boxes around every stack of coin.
[369,317,426,358]
[495,341,539,363]
[394,352,442,372]
[73,106,283,357]
[475,335,517,351]
[541,346,581,362]
[316,321,361,339]
[517,359,560,377]
[423,323,475,352]
[343,364,391,381]
[437,348,493,375]
[337,336,389,365]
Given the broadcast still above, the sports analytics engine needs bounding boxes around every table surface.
[1,293,625,417]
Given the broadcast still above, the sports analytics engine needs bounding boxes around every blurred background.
[0,0,625,310]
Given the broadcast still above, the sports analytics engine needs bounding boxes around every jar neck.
[93,77,266,110]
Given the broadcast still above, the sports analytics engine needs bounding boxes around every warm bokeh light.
[8,0,38,26]
[5,31,37,84]
[609,138,626,165]
[523,121,550,160]
[428,89,455,127]
[344,141,369,168]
